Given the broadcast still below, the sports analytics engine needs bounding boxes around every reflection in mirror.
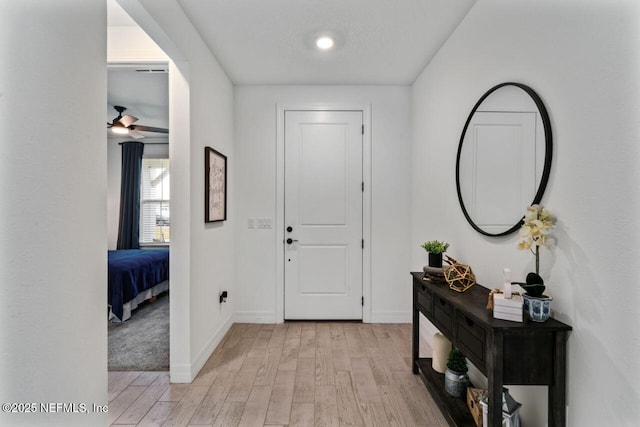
[456,83,552,236]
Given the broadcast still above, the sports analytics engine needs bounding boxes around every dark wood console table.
[411,272,571,427]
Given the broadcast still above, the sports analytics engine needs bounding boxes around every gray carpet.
[108,293,169,371]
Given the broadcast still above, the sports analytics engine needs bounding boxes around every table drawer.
[416,283,433,315]
[455,314,486,369]
[433,296,453,335]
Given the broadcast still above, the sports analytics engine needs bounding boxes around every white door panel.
[284,110,363,319]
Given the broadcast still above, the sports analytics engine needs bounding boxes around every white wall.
[117,0,235,382]
[411,0,640,425]
[234,86,412,323]
[0,1,107,426]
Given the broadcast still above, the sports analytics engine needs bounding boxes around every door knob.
[286,226,293,232]
[286,238,298,244]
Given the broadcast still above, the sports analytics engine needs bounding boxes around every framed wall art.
[205,146,227,222]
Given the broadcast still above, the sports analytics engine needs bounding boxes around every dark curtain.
[117,141,144,249]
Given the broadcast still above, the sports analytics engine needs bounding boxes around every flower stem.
[535,246,539,276]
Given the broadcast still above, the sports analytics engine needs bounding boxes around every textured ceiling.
[177,0,477,85]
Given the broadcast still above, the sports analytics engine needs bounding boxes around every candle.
[432,332,452,374]
[503,268,512,299]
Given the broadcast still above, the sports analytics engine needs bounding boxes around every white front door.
[284,110,363,319]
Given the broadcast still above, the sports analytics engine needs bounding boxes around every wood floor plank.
[222,324,246,349]
[159,384,190,403]
[315,323,332,348]
[114,375,171,425]
[397,374,443,426]
[132,372,166,387]
[387,324,412,358]
[108,385,147,425]
[161,385,209,427]
[109,371,142,402]
[289,402,314,427]
[137,401,176,427]
[376,338,408,371]
[226,358,261,403]
[329,326,351,372]
[254,347,282,386]
[356,324,379,348]
[293,357,315,403]
[334,371,364,427]
[188,380,231,424]
[267,323,287,348]
[328,323,345,341]
[237,385,272,427]
[278,336,300,371]
[345,328,367,359]
[298,324,316,359]
[357,401,393,427]
[378,384,414,427]
[315,347,335,386]
[247,330,274,358]
[285,322,302,340]
[212,402,244,427]
[314,385,339,427]
[264,370,296,425]
[350,357,381,403]
[241,323,259,339]
[192,363,221,387]
[367,353,396,386]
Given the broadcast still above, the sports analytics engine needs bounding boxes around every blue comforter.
[108,248,169,320]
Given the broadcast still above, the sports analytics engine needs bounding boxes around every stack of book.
[493,293,523,322]
[422,266,447,285]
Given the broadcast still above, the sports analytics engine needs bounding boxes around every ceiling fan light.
[111,125,129,135]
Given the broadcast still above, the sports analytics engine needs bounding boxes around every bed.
[108,248,169,322]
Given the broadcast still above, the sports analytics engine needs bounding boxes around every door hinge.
[361,181,364,192]
[361,239,364,249]
[361,124,364,135]
[362,296,364,306]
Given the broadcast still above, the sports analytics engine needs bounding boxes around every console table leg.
[549,331,568,426]
[412,286,419,374]
[487,331,504,427]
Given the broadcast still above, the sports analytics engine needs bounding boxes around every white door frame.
[276,103,372,323]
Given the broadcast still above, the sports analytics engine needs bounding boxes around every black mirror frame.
[455,82,553,237]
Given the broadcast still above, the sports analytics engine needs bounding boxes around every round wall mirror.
[456,82,552,236]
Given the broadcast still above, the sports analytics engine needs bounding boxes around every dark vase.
[428,252,443,268]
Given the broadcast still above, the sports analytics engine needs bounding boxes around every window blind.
[140,158,170,244]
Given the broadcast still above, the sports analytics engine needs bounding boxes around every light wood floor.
[107,322,446,426]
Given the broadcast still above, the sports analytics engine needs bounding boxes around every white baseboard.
[169,364,192,383]
[233,311,278,323]
[170,313,234,383]
[369,310,411,323]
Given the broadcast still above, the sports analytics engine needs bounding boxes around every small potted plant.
[444,347,468,397]
[421,240,450,268]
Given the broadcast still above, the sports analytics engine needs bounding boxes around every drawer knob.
[465,316,474,327]
[439,298,446,306]
[420,284,426,291]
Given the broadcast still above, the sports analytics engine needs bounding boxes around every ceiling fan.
[107,105,169,139]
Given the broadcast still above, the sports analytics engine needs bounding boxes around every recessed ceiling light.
[315,36,334,50]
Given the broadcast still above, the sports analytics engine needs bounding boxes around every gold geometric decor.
[444,256,476,293]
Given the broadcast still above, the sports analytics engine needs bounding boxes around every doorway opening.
[107,64,171,371]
